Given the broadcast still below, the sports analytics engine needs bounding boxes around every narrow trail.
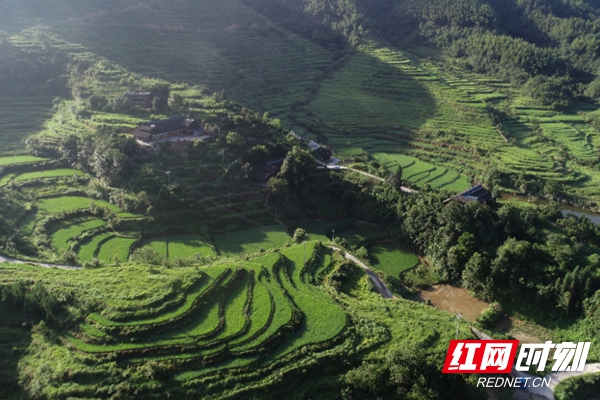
[0,254,80,270]
[321,164,418,194]
[328,246,396,299]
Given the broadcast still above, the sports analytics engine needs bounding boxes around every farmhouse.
[251,158,285,183]
[123,92,153,108]
[132,116,202,143]
[443,184,492,205]
[307,140,332,161]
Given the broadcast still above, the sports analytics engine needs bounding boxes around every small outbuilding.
[123,92,153,108]
[443,184,492,205]
[132,116,200,143]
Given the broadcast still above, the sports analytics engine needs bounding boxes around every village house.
[132,116,203,143]
[443,184,492,205]
[123,92,153,108]
[251,158,285,184]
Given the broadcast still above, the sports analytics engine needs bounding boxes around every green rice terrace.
[5,0,600,206]
[0,241,474,399]
[3,0,600,398]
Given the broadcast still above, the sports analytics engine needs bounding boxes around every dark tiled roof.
[251,163,279,181]
[444,184,492,204]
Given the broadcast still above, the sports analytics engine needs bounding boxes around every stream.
[499,193,600,225]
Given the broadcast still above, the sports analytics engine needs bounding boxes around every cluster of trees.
[1,281,62,323]
[342,346,482,399]
[399,193,600,315]
[292,166,600,324]
[0,31,69,96]
[26,131,139,187]
[373,0,600,108]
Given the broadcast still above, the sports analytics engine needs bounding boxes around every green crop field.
[77,232,114,262]
[336,228,387,249]
[141,237,168,257]
[38,196,121,214]
[295,219,354,242]
[168,235,215,258]
[0,155,47,166]
[3,1,600,397]
[369,243,419,278]
[50,219,106,253]
[96,237,136,263]
[213,225,291,256]
[13,168,84,181]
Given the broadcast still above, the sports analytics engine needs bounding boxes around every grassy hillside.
[2,0,600,206]
[0,243,480,399]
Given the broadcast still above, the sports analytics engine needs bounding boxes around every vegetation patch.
[14,169,84,181]
[369,243,419,278]
[38,196,121,213]
[213,225,291,256]
[96,237,136,263]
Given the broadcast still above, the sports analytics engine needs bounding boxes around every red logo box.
[442,340,519,374]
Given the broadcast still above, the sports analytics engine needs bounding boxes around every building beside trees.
[131,116,202,143]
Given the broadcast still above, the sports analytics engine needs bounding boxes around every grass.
[87,268,223,327]
[267,243,346,360]
[50,219,106,253]
[38,196,121,213]
[77,232,114,262]
[209,271,250,341]
[14,169,84,181]
[18,213,37,235]
[295,219,354,242]
[140,237,168,257]
[213,225,291,256]
[96,237,136,263]
[337,228,387,249]
[0,155,48,166]
[0,174,15,187]
[168,235,215,258]
[369,243,419,278]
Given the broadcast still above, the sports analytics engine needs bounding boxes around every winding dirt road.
[0,254,80,270]
[329,246,397,299]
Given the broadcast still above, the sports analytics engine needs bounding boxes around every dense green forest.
[0,0,600,399]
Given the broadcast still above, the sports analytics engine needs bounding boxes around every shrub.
[292,228,308,244]
[476,302,504,329]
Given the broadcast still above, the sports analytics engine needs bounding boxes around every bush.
[292,228,308,244]
[476,302,504,329]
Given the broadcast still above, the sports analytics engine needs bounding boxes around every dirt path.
[0,254,80,270]
[331,165,419,194]
[329,246,396,299]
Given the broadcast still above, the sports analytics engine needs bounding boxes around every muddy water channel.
[417,284,489,321]
[499,193,600,224]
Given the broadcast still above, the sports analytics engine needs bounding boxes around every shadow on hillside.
[0,324,31,400]
[213,225,288,255]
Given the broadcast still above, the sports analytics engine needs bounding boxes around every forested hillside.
[1,0,600,399]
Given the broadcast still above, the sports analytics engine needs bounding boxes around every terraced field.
[369,243,419,278]
[96,236,137,263]
[372,153,471,191]
[14,168,85,182]
[67,243,348,381]
[0,155,48,166]
[50,219,106,253]
[213,225,292,256]
[38,196,121,214]
[295,219,354,242]
[140,235,215,259]
[0,95,55,155]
